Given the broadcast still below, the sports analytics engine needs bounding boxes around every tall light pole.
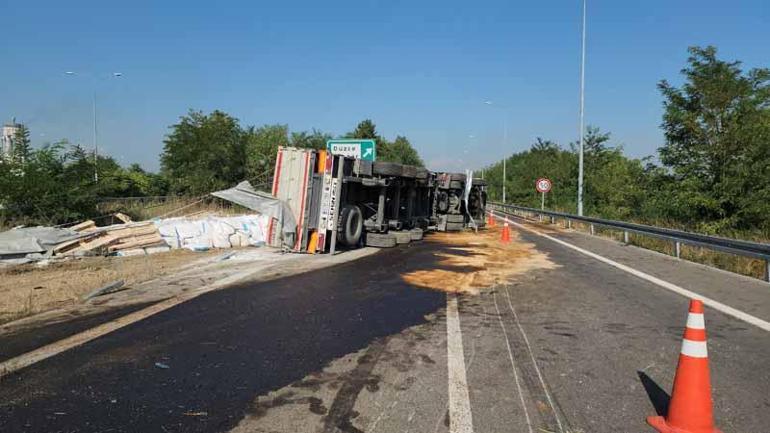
[65,71,123,182]
[483,100,507,203]
[577,0,587,216]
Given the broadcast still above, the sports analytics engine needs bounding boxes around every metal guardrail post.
[567,219,571,229]
[765,260,770,283]
[675,241,681,259]
[590,224,595,235]
[624,231,629,244]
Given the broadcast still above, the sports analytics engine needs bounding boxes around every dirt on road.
[401,226,558,294]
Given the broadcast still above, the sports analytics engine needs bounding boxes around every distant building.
[1,118,22,158]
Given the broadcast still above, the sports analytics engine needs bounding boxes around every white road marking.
[495,213,770,333]
[446,293,475,433]
[492,291,534,433]
[0,266,267,379]
[504,287,565,433]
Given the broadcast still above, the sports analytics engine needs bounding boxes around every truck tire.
[393,231,412,244]
[338,205,363,247]
[409,228,424,241]
[365,232,397,248]
[446,222,465,231]
[446,213,465,223]
[372,162,403,177]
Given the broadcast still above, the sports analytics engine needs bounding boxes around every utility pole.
[64,71,122,183]
[92,92,98,182]
[577,0,587,216]
[483,100,508,203]
[502,119,507,203]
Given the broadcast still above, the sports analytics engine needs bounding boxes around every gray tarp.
[211,181,297,248]
[0,226,87,257]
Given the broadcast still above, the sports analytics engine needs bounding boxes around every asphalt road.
[1,217,769,433]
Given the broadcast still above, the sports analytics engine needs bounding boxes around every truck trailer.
[269,147,486,253]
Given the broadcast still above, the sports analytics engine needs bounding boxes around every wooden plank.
[66,234,122,254]
[70,220,96,232]
[113,213,133,223]
[109,235,165,251]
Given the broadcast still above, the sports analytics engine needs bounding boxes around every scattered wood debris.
[55,221,167,256]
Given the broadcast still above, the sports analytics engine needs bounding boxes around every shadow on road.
[638,371,670,416]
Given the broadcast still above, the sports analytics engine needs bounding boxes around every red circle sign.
[536,178,552,193]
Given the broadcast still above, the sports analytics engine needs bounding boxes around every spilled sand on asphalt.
[401,226,558,295]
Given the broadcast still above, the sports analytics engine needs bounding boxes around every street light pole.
[92,91,98,182]
[483,100,508,203]
[64,71,122,183]
[503,119,507,203]
[577,0,587,216]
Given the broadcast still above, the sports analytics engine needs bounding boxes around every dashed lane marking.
[495,213,770,333]
[446,293,475,433]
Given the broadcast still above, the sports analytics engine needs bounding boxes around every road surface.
[1,215,768,433]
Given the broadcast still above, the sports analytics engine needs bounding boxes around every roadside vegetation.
[484,46,770,239]
[0,118,420,228]
[482,46,770,278]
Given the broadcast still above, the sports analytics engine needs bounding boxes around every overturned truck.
[269,147,486,253]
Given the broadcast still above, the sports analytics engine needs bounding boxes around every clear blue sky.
[1,0,768,172]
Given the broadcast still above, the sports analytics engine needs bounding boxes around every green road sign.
[326,139,377,161]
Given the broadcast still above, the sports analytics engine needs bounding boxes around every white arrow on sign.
[363,148,373,158]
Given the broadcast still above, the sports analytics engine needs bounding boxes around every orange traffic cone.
[501,223,511,243]
[487,213,496,227]
[647,299,722,433]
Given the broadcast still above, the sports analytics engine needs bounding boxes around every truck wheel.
[365,232,397,248]
[446,222,465,231]
[409,228,424,241]
[372,162,403,177]
[338,205,363,246]
[393,231,412,244]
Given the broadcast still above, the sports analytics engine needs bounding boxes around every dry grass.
[97,196,250,222]
[0,249,220,324]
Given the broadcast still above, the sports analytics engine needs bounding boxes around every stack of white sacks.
[154,214,270,251]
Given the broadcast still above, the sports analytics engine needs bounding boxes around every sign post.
[536,178,552,211]
[326,139,377,161]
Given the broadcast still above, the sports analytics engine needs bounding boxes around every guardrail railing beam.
[489,202,770,283]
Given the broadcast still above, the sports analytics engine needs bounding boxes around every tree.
[244,124,290,185]
[345,119,424,166]
[290,129,331,150]
[657,46,770,229]
[387,136,424,166]
[11,124,32,163]
[348,119,379,140]
[160,110,247,195]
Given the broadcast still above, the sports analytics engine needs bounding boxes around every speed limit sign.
[536,178,552,193]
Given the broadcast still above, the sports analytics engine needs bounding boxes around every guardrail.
[489,202,770,282]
